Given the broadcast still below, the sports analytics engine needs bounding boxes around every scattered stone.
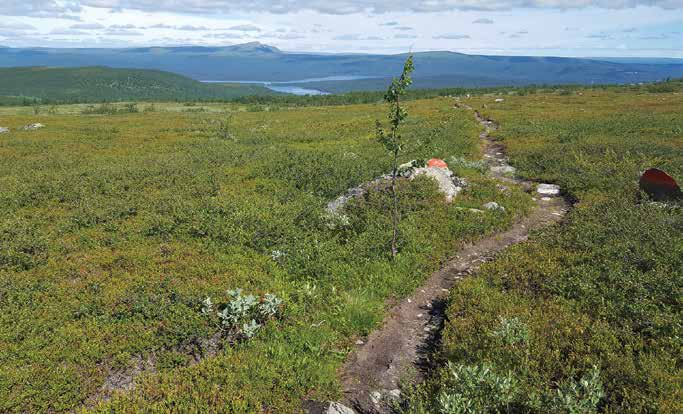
[327,402,356,414]
[483,202,505,211]
[387,389,401,400]
[537,183,561,196]
[490,165,516,175]
[21,123,45,131]
[0,127,9,134]
[370,391,382,406]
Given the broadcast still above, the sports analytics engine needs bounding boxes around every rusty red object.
[639,168,682,201]
[427,158,448,169]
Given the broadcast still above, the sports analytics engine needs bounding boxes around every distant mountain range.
[1,42,682,94]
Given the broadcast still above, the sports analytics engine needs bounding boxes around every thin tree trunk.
[390,148,399,259]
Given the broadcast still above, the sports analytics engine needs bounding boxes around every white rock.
[355,339,364,345]
[483,202,505,211]
[490,165,516,175]
[327,402,356,414]
[21,123,45,130]
[494,98,505,103]
[537,183,561,196]
[370,391,382,406]
[0,127,9,134]
[411,167,465,203]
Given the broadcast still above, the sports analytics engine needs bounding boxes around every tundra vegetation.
[0,81,680,413]
[400,83,682,413]
[0,96,530,412]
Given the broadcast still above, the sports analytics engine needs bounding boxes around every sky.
[0,1,682,57]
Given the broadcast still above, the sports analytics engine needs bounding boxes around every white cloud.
[70,22,104,29]
[1,22,36,30]
[433,33,471,39]
[228,24,261,32]
[1,0,682,18]
[49,28,86,35]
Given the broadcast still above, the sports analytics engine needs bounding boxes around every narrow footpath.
[325,103,569,414]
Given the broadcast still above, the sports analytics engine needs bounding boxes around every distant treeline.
[232,78,683,107]
[1,78,680,107]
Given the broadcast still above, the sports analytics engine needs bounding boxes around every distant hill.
[1,42,682,92]
[0,66,276,103]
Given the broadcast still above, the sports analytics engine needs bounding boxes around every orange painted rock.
[427,158,448,169]
[639,168,682,201]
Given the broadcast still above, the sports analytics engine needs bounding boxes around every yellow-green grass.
[401,88,682,412]
[0,97,533,412]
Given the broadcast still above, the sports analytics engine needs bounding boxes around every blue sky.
[0,1,681,57]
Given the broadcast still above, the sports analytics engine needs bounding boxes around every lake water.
[201,75,377,96]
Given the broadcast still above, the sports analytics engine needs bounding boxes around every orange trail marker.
[427,158,448,169]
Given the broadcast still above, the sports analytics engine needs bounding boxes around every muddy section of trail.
[332,104,569,414]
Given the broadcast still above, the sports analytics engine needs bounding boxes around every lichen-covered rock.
[537,183,561,196]
[325,164,466,215]
[483,201,505,211]
[410,166,466,203]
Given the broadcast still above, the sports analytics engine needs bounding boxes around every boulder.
[410,166,465,202]
[0,127,9,134]
[639,168,682,201]
[494,98,505,103]
[537,183,561,196]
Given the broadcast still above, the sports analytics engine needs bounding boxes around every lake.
[201,75,378,96]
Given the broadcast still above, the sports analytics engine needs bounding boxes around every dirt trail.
[334,104,569,414]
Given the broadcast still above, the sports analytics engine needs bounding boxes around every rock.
[355,339,364,345]
[411,166,465,203]
[0,127,9,134]
[639,168,682,201]
[483,202,505,211]
[490,165,516,175]
[387,389,401,400]
[494,98,505,103]
[326,162,466,214]
[537,183,561,196]
[21,123,45,131]
[370,391,382,406]
[327,402,356,414]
